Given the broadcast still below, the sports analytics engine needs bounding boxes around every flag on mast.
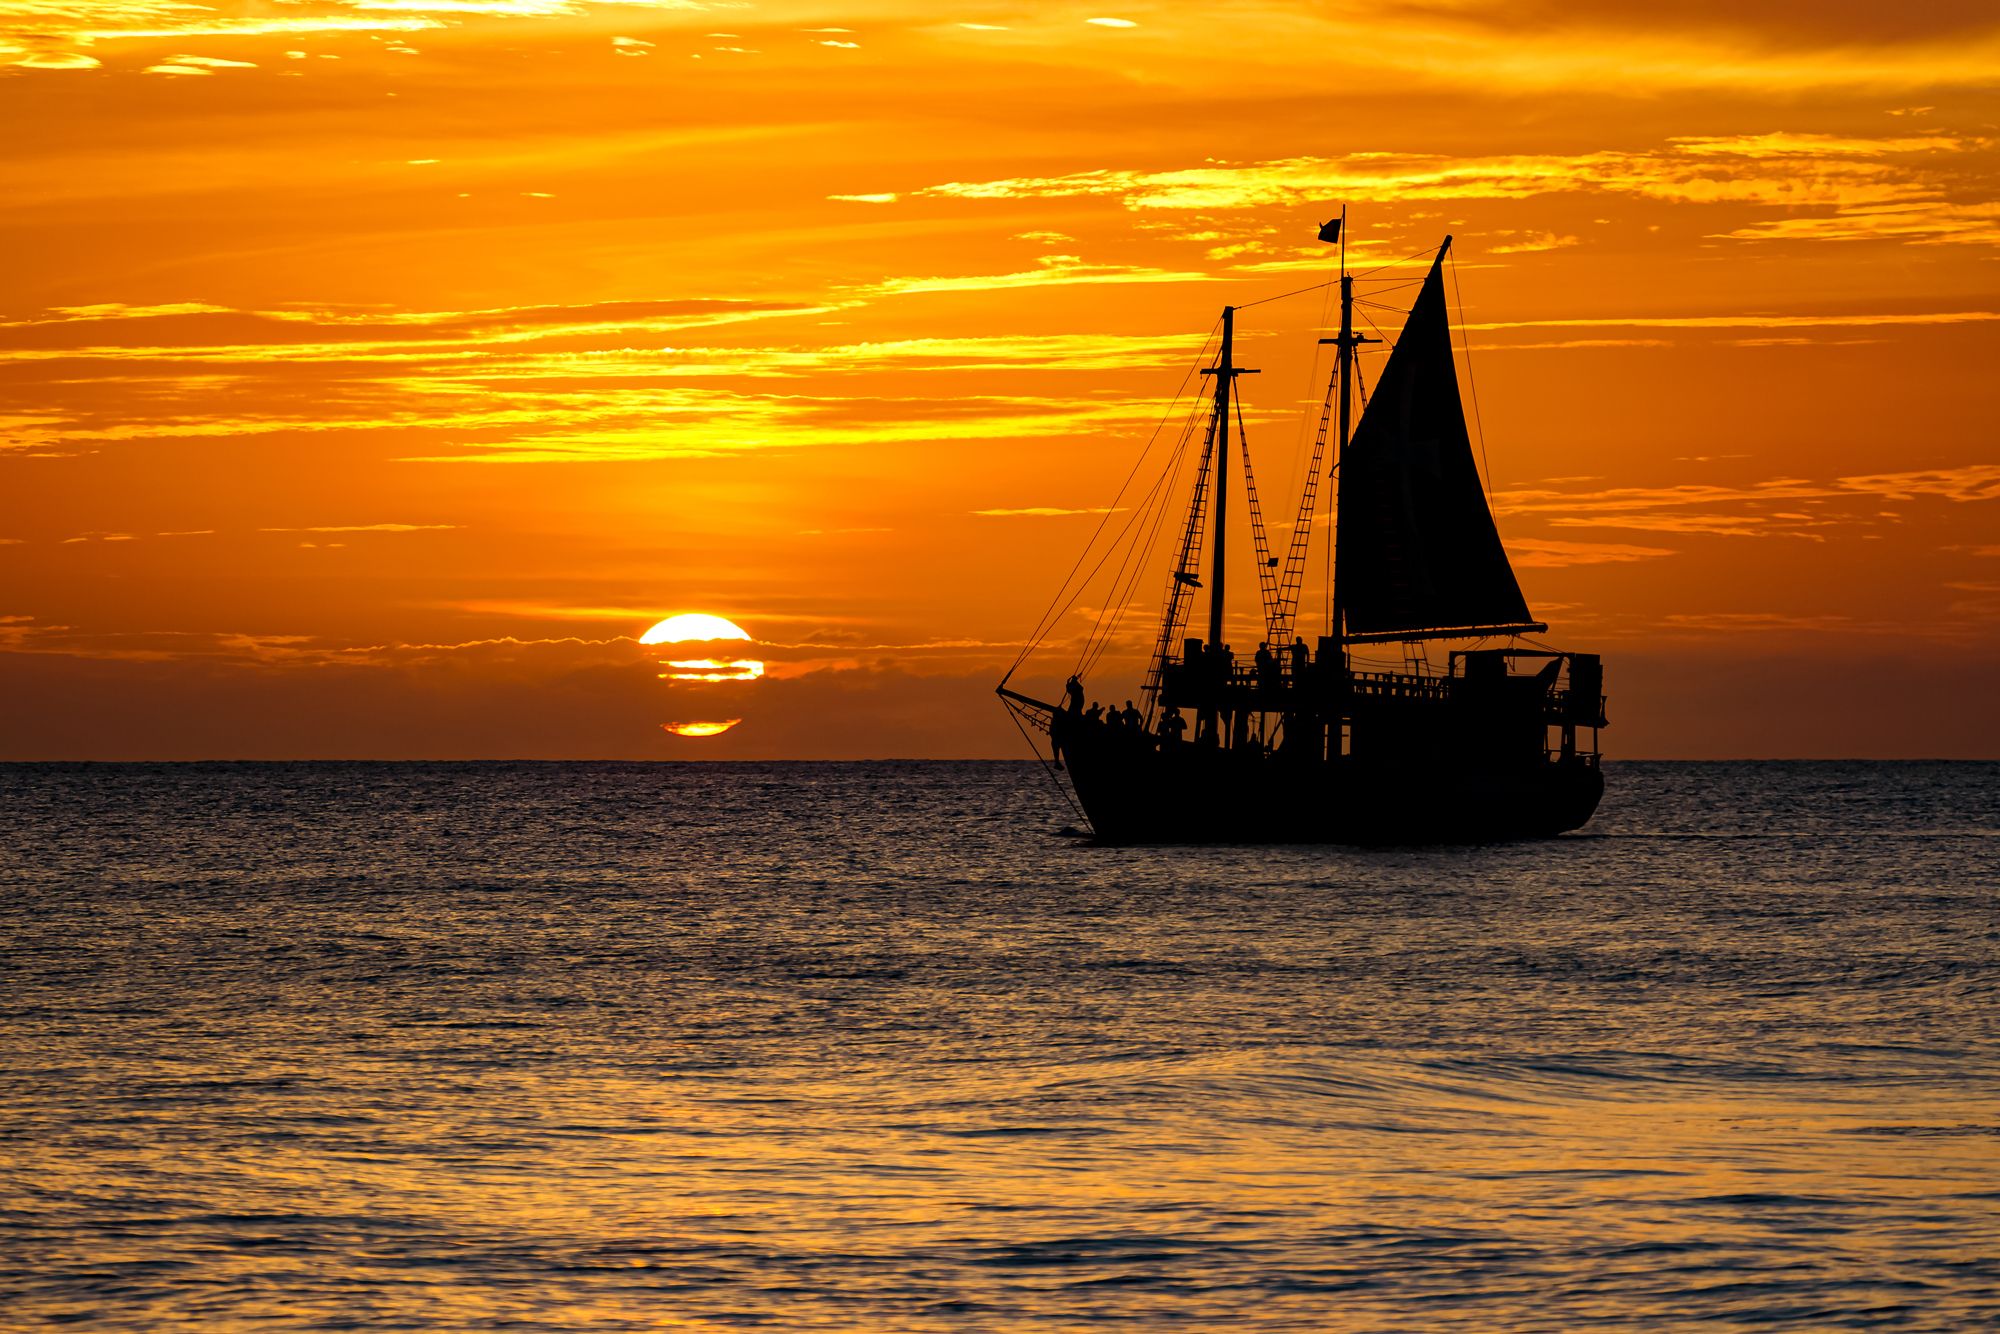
[1317,216,1342,244]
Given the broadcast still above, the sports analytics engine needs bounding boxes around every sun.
[643,612,765,687]
[641,613,750,645]
[664,720,741,738]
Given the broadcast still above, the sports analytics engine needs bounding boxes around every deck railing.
[1158,660,1606,728]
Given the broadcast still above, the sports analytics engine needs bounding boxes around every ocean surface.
[3,760,1997,1331]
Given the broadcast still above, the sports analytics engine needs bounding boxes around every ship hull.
[1057,728,1602,845]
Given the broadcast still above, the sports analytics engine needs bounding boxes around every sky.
[2,0,1997,758]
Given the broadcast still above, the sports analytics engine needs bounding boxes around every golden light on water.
[663,720,741,738]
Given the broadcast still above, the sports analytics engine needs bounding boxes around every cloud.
[0,297,1210,463]
[1716,202,2000,246]
[918,140,1957,211]
[1840,464,2000,503]
[1659,611,1862,633]
[972,506,1128,517]
[144,63,216,77]
[157,54,256,68]
[7,51,101,70]
[1496,464,2000,540]
[0,647,1039,760]
[1668,132,1967,157]
[865,256,1213,296]
[1467,310,2000,334]
[256,522,462,532]
[0,267,1978,474]
[2,296,835,339]
[1507,538,1677,567]
[1,1,714,71]
[1488,232,1580,254]
[916,134,1999,250]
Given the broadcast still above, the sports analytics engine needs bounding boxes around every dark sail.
[1336,243,1534,639]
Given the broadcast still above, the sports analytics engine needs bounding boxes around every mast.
[1333,260,1351,650]
[1324,206,1377,654]
[1207,306,1234,647]
[1199,308,1256,645]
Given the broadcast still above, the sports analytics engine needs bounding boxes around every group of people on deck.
[1053,632,1333,765]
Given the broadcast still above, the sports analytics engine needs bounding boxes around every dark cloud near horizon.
[1392,0,2000,45]
[2,650,1995,761]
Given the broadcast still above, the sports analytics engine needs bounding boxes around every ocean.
[3,760,1996,1330]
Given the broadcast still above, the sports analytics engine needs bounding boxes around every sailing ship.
[998,215,1607,844]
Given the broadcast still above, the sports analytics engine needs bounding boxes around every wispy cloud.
[2,0,713,72]
[0,292,1213,463]
[1468,311,2000,334]
[143,54,257,76]
[920,140,1963,211]
[972,506,1128,517]
[1508,538,1677,567]
[257,522,462,533]
[1716,201,2000,247]
[1497,465,2000,540]
[864,255,1212,296]
[916,134,1998,249]
[1488,232,1580,254]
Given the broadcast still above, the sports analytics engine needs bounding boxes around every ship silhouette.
[999,215,1607,844]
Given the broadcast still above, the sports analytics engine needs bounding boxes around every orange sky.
[3,1,1997,758]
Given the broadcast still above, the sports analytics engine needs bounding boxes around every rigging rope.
[1351,241,1445,281]
[1077,418,1197,681]
[1070,384,1214,682]
[1003,324,1218,681]
[1001,698,1090,828]
[1138,410,1219,716]
[1447,248,1495,506]
[1235,276,1337,311]
[1236,394,1282,641]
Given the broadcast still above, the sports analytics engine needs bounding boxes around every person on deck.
[1085,702,1104,726]
[1290,636,1309,680]
[1160,708,1187,746]
[1120,700,1142,733]
[1051,675,1085,768]
[1255,643,1277,691]
[1205,642,1235,747]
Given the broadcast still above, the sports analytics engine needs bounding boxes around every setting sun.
[640,614,752,645]
[663,720,741,738]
